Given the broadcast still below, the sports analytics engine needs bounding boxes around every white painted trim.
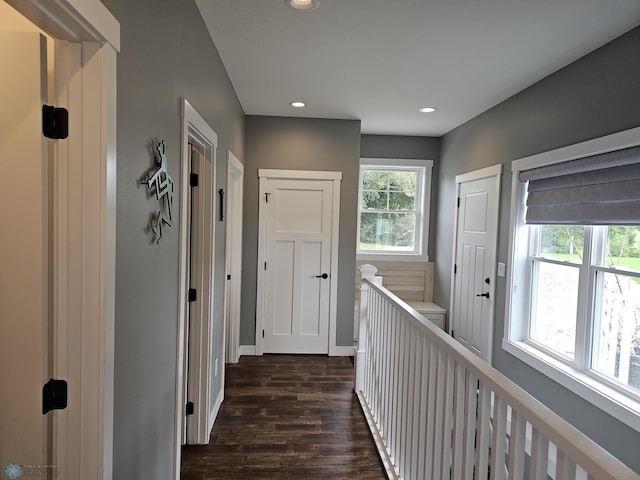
[239,345,256,357]
[5,0,120,50]
[504,126,640,434]
[449,164,503,364]
[503,340,640,433]
[455,162,503,184]
[332,346,356,357]
[208,388,224,440]
[258,168,342,181]
[256,169,342,356]
[512,125,640,173]
[175,98,218,476]
[225,150,243,364]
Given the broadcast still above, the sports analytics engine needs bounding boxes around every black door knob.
[316,273,328,279]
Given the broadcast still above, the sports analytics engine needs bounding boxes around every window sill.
[502,339,640,434]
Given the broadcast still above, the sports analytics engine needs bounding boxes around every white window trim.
[357,158,433,262]
[503,125,640,433]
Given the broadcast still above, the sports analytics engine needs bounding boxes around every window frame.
[504,126,640,433]
[356,158,433,262]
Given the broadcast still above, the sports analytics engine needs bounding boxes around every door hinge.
[43,379,68,414]
[265,192,271,203]
[190,173,199,187]
[188,288,197,302]
[227,274,231,280]
[457,197,460,208]
[186,401,194,416]
[42,105,69,140]
[262,329,265,338]
[454,264,457,274]
[264,262,267,270]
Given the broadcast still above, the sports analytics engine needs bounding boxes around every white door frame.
[175,98,219,467]
[255,169,342,356]
[225,150,244,364]
[449,163,502,364]
[4,1,119,479]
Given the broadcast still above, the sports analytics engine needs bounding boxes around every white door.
[450,165,502,363]
[258,172,341,354]
[0,31,51,470]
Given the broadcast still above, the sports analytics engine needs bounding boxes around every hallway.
[180,355,385,479]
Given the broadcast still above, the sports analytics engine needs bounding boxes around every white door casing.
[176,98,221,460]
[256,170,342,355]
[0,2,118,479]
[450,164,502,364]
[225,150,244,364]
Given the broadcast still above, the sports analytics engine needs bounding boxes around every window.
[357,159,432,261]
[504,127,640,432]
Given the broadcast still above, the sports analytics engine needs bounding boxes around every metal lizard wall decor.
[142,140,174,244]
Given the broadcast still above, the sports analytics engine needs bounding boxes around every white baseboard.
[331,345,356,356]
[239,344,353,357]
[208,388,224,436]
[239,345,256,357]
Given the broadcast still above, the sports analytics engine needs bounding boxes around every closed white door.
[451,165,502,363]
[0,31,50,469]
[261,177,336,354]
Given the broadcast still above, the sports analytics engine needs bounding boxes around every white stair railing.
[354,265,640,480]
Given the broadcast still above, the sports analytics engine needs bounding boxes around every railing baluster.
[530,427,549,480]
[441,354,455,480]
[416,335,430,479]
[491,395,508,480]
[397,315,407,478]
[405,323,418,479]
[425,341,439,478]
[451,363,467,480]
[463,372,478,480]
[476,383,491,480]
[508,411,526,479]
[432,348,447,478]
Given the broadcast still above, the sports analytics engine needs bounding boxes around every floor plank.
[180,355,386,479]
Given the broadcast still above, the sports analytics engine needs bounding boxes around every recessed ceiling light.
[419,107,437,113]
[286,0,318,10]
[290,101,306,108]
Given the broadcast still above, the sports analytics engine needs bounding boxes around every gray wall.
[241,116,361,347]
[360,134,441,260]
[435,26,640,472]
[100,0,244,477]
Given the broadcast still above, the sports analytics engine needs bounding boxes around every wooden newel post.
[354,264,381,392]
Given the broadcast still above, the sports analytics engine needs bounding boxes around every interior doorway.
[450,164,502,363]
[0,2,118,478]
[256,169,342,355]
[225,150,244,364]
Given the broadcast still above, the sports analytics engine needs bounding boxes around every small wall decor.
[142,140,174,243]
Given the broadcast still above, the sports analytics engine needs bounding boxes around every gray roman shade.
[519,145,640,225]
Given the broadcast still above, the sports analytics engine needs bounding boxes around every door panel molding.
[256,169,342,356]
[450,164,502,364]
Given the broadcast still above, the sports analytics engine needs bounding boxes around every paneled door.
[450,165,502,363]
[257,170,341,354]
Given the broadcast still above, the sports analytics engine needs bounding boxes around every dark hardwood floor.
[180,354,386,479]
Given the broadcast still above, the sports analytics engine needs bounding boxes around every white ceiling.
[195,0,640,136]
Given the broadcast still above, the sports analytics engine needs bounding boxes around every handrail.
[354,265,640,480]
